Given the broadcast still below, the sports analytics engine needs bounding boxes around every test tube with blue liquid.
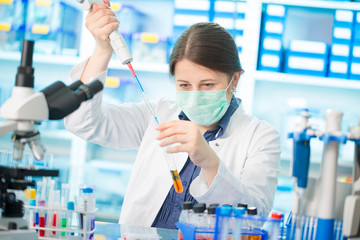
[127,63,183,193]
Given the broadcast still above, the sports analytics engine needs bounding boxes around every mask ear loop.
[227,75,237,97]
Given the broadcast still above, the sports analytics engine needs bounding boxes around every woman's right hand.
[85,1,119,55]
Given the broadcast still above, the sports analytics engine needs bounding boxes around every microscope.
[0,39,103,239]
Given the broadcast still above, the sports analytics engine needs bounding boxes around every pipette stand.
[343,116,360,239]
[315,110,346,240]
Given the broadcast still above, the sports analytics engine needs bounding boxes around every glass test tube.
[232,207,246,240]
[219,205,232,240]
[127,63,183,193]
[38,199,46,237]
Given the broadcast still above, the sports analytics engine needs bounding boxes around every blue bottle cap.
[220,206,232,216]
[67,201,75,210]
[29,199,36,207]
[234,207,246,216]
[83,187,93,193]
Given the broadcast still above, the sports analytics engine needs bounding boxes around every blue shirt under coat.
[151,97,241,229]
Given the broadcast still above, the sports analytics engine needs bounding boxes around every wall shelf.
[0,51,170,74]
[262,0,360,10]
[255,70,360,90]
[0,51,81,66]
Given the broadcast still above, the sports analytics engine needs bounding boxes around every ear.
[232,71,242,91]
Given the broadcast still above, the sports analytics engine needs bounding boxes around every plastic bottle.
[191,203,207,240]
[207,204,219,229]
[270,212,284,240]
[238,203,248,211]
[246,207,260,240]
[178,201,194,240]
[179,201,193,224]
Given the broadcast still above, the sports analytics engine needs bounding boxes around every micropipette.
[127,63,183,193]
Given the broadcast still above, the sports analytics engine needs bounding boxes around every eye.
[202,83,215,89]
[179,83,190,88]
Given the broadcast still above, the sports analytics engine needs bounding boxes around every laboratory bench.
[95,222,178,240]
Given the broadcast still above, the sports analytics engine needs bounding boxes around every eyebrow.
[176,79,217,83]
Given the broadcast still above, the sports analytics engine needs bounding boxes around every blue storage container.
[332,25,353,44]
[351,43,360,61]
[264,4,287,20]
[131,32,169,64]
[349,60,360,80]
[172,0,210,41]
[287,39,329,57]
[328,58,349,79]
[330,43,351,61]
[354,12,360,44]
[213,1,245,36]
[284,40,329,76]
[258,51,283,72]
[214,0,246,19]
[0,0,26,51]
[262,18,285,37]
[25,0,81,56]
[333,9,354,27]
[261,36,282,53]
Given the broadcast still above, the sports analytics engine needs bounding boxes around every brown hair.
[169,22,244,78]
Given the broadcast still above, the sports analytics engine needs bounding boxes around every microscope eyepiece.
[20,40,34,67]
[75,80,104,101]
[16,40,35,88]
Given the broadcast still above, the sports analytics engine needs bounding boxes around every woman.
[65,2,280,229]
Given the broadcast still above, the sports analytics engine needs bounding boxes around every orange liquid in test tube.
[170,170,183,193]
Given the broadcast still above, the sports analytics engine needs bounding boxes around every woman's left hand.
[156,120,219,172]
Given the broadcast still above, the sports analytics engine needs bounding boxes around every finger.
[90,15,118,31]
[159,134,188,148]
[156,120,184,131]
[89,2,109,13]
[157,124,190,141]
[87,8,116,24]
[93,22,119,41]
[165,143,190,154]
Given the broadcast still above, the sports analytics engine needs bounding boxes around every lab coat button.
[215,143,219,147]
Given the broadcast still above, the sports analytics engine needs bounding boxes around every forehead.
[174,59,229,82]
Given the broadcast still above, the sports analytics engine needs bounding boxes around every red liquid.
[39,216,45,237]
[127,63,136,77]
[52,213,57,235]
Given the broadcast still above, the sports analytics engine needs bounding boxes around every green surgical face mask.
[176,78,234,126]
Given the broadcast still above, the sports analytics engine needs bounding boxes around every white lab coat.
[64,59,281,227]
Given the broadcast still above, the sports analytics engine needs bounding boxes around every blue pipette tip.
[134,76,144,92]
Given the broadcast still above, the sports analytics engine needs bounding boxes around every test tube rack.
[285,212,345,240]
[24,204,97,240]
[176,206,283,240]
